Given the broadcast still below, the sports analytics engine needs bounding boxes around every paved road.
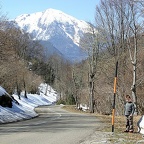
[0,105,103,144]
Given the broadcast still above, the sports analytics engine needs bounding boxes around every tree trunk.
[16,82,21,100]
[23,78,27,98]
[89,77,94,113]
[131,32,138,115]
[45,84,48,96]
[131,62,138,115]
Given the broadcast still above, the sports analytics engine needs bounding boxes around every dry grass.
[104,115,143,143]
[63,105,144,143]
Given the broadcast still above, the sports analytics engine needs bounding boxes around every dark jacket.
[124,102,135,116]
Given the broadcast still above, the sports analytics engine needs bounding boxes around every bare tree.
[71,63,85,109]
[125,0,144,114]
[95,0,144,114]
[81,24,100,113]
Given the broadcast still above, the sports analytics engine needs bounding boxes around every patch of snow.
[0,83,57,124]
[0,86,9,96]
[78,104,89,112]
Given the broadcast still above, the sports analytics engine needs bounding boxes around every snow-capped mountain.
[14,8,90,62]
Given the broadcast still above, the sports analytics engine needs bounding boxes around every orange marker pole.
[112,61,118,132]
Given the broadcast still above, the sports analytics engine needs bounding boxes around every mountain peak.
[40,8,75,24]
[43,8,79,21]
[43,8,65,16]
[14,9,90,62]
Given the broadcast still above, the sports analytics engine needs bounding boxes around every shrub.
[66,94,76,105]
[56,99,66,105]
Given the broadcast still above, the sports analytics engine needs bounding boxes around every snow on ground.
[0,83,57,124]
[0,86,11,97]
[78,104,89,112]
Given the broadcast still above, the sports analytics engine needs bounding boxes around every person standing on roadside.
[124,95,135,133]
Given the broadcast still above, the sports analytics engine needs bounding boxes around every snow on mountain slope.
[14,8,90,62]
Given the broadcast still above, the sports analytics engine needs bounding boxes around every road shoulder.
[62,105,143,144]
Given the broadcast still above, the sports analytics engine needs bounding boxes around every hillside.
[0,83,57,123]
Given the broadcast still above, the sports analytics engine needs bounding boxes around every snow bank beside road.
[0,83,57,124]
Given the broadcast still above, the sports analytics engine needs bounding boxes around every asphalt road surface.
[0,105,104,144]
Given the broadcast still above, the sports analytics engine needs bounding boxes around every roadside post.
[112,61,118,132]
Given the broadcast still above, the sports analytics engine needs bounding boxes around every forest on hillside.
[1,0,144,115]
[55,0,144,115]
[0,19,59,99]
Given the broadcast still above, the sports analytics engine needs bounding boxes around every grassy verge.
[100,115,143,143]
[63,105,144,143]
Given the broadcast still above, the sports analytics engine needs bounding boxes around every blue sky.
[0,0,100,22]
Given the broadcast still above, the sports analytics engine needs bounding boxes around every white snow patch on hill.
[0,83,57,124]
